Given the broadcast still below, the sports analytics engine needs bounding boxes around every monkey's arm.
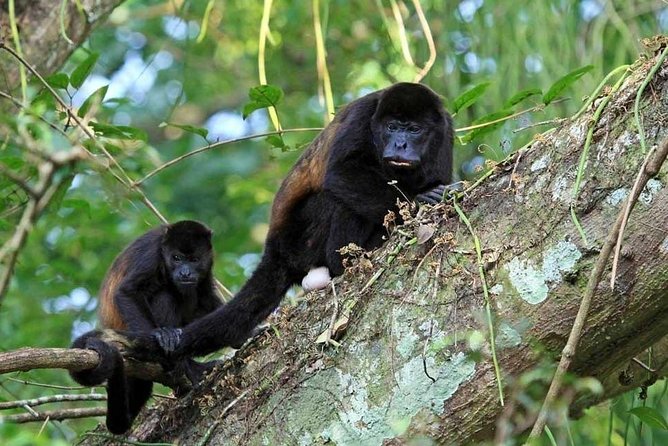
[115,288,156,332]
[325,202,384,276]
[323,161,399,223]
[150,248,296,359]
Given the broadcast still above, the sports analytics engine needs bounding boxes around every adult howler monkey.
[145,82,453,359]
[70,220,222,434]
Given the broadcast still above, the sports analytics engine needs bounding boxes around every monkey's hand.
[416,181,463,204]
[152,327,183,354]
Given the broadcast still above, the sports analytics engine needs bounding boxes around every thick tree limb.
[0,344,190,391]
[528,135,668,439]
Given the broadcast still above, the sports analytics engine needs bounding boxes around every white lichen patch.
[298,432,314,446]
[326,353,475,445]
[506,258,549,304]
[489,284,504,295]
[496,323,522,349]
[506,240,582,304]
[551,173,578,202]
[660,236,668,254]
[542,240,582,282]
[418,320,445,346]
[602,131,634,163]
[568,122,587,143]
[606,188,629,206]
[531,155,551,172]
[392,308,419,358]
[639,179,663,205]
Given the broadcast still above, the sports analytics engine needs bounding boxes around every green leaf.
[61,199,92,219]
[78,85,108,117]
[45,73,69,90]
[452,81,491,114]
[249,84,284,105]
[47,174,75,212]
[628,407,668,430]
[543,65,594,105]
[266,135,287,150]
[0,156,25,169]
[90,122,148,141]
[504,88,542,108]
[31,88,56,109]
[243,84,284,119]
[70,53,100,89]
[159,122,209,140]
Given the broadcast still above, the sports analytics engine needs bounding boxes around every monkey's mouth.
[177,280,197,285]
[386,158,417,169]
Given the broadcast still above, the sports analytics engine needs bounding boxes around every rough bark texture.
[75,49,668,445]
[0,0,125,93]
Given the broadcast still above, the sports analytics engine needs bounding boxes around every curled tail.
[70,330,133,434]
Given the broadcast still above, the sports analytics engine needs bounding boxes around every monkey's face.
[371,83,448,174]
[161,244,213,290]
[161,220,214,291]
[375,118,432,170]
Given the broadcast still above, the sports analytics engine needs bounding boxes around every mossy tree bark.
[0,0,125,94]
[78,50,668,445]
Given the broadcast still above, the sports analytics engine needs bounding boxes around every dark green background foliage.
[1,0,667,443]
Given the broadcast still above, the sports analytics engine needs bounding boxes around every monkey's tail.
[177,248,297,357]
[70,330,132,434]
[70,330,120,386]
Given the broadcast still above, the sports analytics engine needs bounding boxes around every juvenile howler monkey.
[144,82,453,359]
[70,220,222,434]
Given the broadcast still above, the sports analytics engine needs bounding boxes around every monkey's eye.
[172,254,182,262]
[408,126,422,134]
[387,123,398,132]
[190,257,199,263]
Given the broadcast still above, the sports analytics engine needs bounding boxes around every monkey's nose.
[178,270,193,281]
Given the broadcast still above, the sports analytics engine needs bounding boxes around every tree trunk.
[75,48,668,445]
[0,0,125,93]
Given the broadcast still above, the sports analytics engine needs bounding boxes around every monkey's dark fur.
[69,220,222,434]
[145,82,454,360]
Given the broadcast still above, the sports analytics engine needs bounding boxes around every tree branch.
[1,407,107,423]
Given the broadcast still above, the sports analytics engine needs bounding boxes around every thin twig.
[5,377,86,391]
[0,393,106,410]
[258,0,281,132]
[312,0,335,124]
[135,128,322,186]
[632,357,656,374]
[0,164,37,197]
[411,0,436,83]
[1,407,106,423]
[634,46,668,154]
[610,146,655,289]
[572,64,630,121]
[389,0,415,66]
[570,69,630,246]
[527,138,668,441]
[453,200,504,406]
[324,281,340,347]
